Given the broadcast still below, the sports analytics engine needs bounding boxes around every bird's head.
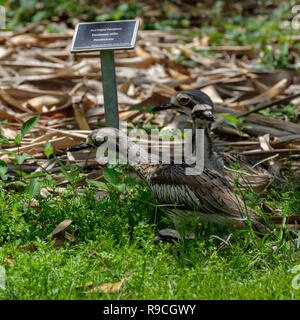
[152,89,215,128]
[68,127,151,166]
[68,127,119,152]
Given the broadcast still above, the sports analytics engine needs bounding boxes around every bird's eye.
[179,97,190,105]
[94,135,108,146]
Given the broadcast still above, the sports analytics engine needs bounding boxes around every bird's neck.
[125,138,161,183]
[193,121,224,173]
[127,140,152,165]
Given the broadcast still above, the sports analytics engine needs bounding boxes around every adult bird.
[152,89,277,192]
[69,126,270,235]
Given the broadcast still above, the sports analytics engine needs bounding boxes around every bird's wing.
[148,164,260,220]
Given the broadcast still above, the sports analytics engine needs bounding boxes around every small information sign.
[71,20,139,53]
[70,20,139,129]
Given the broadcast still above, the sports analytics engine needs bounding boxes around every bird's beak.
[191,104,215,122]
[68,143,92,152]
[152,103,177,112]
[202,110,215,122]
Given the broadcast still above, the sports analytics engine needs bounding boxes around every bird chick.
[69,126,269,235]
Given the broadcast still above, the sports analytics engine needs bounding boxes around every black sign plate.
[70,20,139,52]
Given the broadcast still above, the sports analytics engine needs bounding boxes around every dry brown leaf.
[167,68,189,81]
[4,87,66,99]
[0,89,32,113]
[119,110,141,121]
[238,78,289,106]
[7,136,79,154]
[253,79,270,93]
[24,200,39,207]
[10,34,38,45]
[0,47,13,60]
[4,256,14,265]
[73,103,90,130]
[0,154,10,164]
[17,243,38,252]
[154,228,181,242]
[201,85,223,104]
[94,91,141,105]
[1,127,17,139]
[115,57,156,69]
[0,108,18,121]
[0,61,63,69]
[50,219,73,248]
[31,132,56,144]
[246,115,300,134]
[191,44,254,56]
[82,95,96,112]
[51,219,73,236]
[86,278,128,294]
[135,45,152,58]
[259,134,273,151]
[241,149,300,158]
[26,95,68,112]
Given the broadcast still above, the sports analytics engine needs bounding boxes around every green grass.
[0,173,299,300]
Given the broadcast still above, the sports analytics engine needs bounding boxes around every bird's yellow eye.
[179,96,190,105]
[94,135,108,146]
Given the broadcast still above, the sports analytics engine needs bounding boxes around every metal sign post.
[100,50,119,128]
[70,20,139,129]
